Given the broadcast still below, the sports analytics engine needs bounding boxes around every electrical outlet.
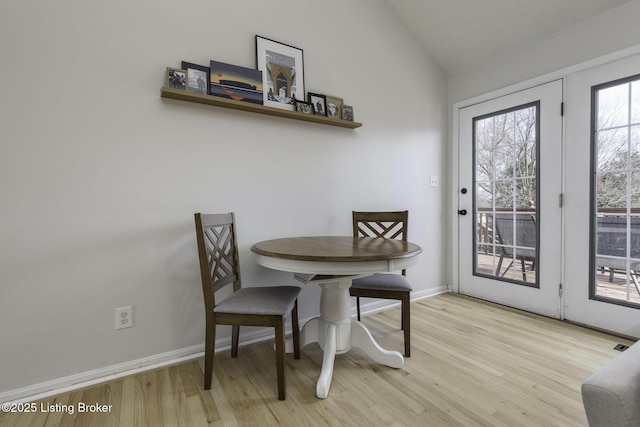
[115,306,133,330]
[430,175,439,188]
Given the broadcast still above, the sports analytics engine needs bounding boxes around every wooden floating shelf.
[160,87,362,129]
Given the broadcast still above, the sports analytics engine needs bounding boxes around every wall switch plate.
[116,306,133,330]
[430,175,439,187]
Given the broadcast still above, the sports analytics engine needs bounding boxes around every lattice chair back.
[195,212,242,309]
[353,210,408,241]
[353,210,409,274]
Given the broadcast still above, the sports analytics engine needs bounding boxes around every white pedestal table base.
[288,276,404,399]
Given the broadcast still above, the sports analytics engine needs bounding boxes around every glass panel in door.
[592,75,640,307]
[474,103,539,287]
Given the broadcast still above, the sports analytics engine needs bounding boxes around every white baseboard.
[1,286,449,403]
[352,286,449,317]
[1,325,300,404]
[0,345,205,404]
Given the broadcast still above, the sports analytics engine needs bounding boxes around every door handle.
[458,209,467,216]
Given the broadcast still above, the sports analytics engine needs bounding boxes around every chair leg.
[500,260,514,277]
[231,325,240,357]
[291,300,300,360]
[356,296,362,321]
[204,317,216,390]
[631,270,640,295]
[402,293,410,357]
[496,254,504,276]
[274,317,286,400]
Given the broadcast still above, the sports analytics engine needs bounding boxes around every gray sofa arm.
[582,341,640,427]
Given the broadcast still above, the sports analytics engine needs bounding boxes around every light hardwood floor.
[1,293,634,427]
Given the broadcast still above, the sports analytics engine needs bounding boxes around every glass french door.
[564,53,640,337]
[458,80,563,318]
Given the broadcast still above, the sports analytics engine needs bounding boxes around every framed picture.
[181,61,210,95]
[308,92,327,116]
[326,95,343,119]
[342,105,354,121]
[209,60,263,105]
[165,67,186,90]
[294,99,314,114]
[256,35,305,110]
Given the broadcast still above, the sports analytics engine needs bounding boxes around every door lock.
[458,209,467,216]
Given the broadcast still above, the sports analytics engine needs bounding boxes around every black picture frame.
[308,92,327,116]
[294,99,314,114]
[255,35,305,111]
[181,61,210,95]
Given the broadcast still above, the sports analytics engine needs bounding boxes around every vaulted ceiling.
[386,0,631,75]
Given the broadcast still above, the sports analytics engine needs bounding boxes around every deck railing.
[475,208,640,256]
[476,208,536,254]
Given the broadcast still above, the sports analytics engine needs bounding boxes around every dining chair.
[194,212,301,400]
[350,210,413,357]
[493,213,537,281]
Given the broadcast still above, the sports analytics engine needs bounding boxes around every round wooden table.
[251,236,422,398]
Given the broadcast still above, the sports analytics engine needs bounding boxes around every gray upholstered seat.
[215,286,300,316]
[352,273,413,292]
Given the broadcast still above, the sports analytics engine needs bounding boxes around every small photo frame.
[166,67,186,90]
[342,105,354,121]
[308,92,327,116]
[326,95,343,119]
[295,99,314,114]
[256,35,305,111]
[181,61,210,95]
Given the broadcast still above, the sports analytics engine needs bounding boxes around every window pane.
[515,107,536,143]
[632,171,640,209]
[597,172,627,209]
[514,178,536,209]
[494,144,514,178]
[632,81,640,124]
[494,181,514,209]
[476,184,493,209]
[475,150,493,182]
[597,128,628,172]
[476,119,493,151]
[598,83,629,129]
[514,142,536,178]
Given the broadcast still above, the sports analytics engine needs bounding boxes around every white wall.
[0,0,447,396]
